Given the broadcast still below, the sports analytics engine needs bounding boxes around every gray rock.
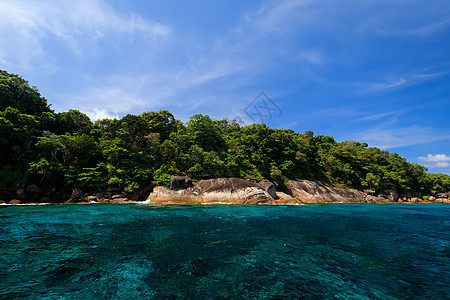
[364,190,375,195]
[366,195,391,203]
[26,184,42,194]
[16,188,26,199]
[410,197,420,203]
[287,180,366,203]
[384,188,399,202]
[170,176,193,190]
[71,188,83,198]
[259,180,278,199]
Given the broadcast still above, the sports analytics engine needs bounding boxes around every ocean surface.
[0,204,449,299]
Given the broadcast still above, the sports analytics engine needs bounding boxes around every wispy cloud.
[362,70,450,92]
[356,126,450,150]
[367,18,450,38]
[0,0,170,69]
[418,154,450,168]
[356,111,400,122]
[246,0,312,33]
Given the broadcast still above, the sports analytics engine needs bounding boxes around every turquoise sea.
[0,204,449,299]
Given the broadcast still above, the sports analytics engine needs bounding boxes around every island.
[1,69,449,205]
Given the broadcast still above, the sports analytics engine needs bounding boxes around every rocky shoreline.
[146,177,450,205]
[1,177,450,205]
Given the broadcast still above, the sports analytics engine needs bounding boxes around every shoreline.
[2,201,447,207]
[2,178,449,205]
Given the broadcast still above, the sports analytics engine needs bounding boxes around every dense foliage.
[1,70,449,197]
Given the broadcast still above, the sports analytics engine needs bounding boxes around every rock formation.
[287,180,366,203]
[148,178,276,204]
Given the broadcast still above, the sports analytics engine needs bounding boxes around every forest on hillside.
[1,70,449,200]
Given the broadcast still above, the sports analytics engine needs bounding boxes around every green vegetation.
[1,70,449,198]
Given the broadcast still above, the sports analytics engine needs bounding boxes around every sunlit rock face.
[147,178,373,204]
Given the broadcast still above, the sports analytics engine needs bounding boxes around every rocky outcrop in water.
[146,178,366,204]
[148,178,278,204]
[287,180,366,203]
[146,178,450,205]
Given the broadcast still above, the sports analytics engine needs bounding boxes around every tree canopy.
[1,69,449,198]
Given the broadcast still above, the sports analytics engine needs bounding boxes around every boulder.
[170,176,193,190]
[364,190,375,195]
[437,193,448,199]
[273,192,298,204]
[366,195,390,204]
[65,198,80,204]
[197,178,271,204]
[9,199,22,204]
[16,188,26,199]
[147,178,274,204]
[147,186,202,204]
[287,180,366,203]
[110,198,130,203]
[87,196,98,202]
[26,184,42,194]
[379,188,399,202]
[259,180,278,199]
[410,197,421,203]
[127,185,154,201]
[71,188,83,198]
[429,196,436,202]
[435,198,445,203]
[111,194,124,199]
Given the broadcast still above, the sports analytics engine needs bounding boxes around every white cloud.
[418,154,450,163]
[418,154,450,169]
[357,111,399,121]
[437,162,450,168]
[371,77,407,90]
[85,109,118,121]
[357,127,450,149]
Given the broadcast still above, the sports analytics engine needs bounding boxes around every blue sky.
[1,0,449,174]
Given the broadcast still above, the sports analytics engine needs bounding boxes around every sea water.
[0,204,449,299]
